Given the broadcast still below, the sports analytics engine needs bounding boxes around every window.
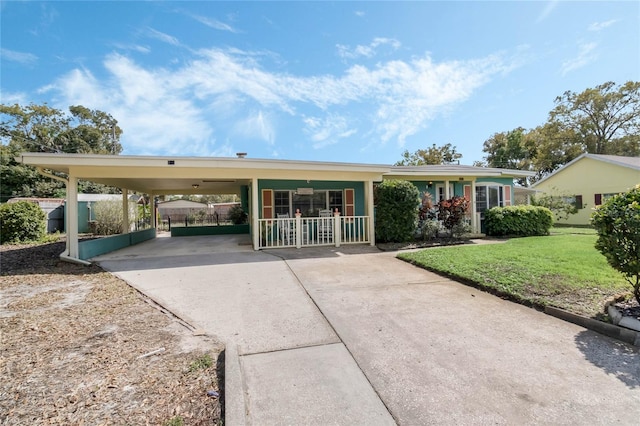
[562,195,583,209]
[475,185,504,212]
[274,191,290,216]
[436,183,455,201]
[273,189,345,217]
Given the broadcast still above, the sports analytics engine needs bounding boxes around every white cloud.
[184,12,238,33]
[536,0,559,23]
[112,43,151,54]
[303,114,357,148]
[232,111,275,144]
[560,42,598,76]
[1,48,38,65]
[144,27,180,46]
[588,19,618,32]
[355,11,365,17]
[42,46,516,155]
[337,37,401,59]
[0,91,29,105]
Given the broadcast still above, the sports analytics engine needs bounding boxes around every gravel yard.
[0,239,223,425]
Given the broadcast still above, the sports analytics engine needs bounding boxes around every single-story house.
[531,154,640,225]
[16,153,534,263]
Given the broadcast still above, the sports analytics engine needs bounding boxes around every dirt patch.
[0,239,224,425]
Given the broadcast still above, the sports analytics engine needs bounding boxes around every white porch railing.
[258,215,370,249]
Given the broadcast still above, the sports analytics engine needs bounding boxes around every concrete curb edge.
[544,306,640,347]
[224,344,247,426]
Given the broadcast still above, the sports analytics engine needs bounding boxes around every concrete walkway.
[94,234,640,425]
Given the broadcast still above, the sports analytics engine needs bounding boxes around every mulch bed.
[1,239,223,425]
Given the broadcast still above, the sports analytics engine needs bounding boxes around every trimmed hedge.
[485,205,553,237]
[375,179,419,243]
[0,200,47,244]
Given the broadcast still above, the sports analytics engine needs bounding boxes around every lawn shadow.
[574,329,640,389]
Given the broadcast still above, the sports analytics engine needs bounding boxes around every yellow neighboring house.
[531,154,640,225]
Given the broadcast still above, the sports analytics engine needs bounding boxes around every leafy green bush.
[0,201,47,244]
[591,185,640,304]
[531,192,580,221]
[375,180,419,243]
[485,205,553,237]
[228,204,248,224]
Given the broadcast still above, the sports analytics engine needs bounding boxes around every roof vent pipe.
[236,152,247,158]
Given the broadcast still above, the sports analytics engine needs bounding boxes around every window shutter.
[594,193,602,206]
[262,189,273,219]
[345,188,355,216]
[463,185,472,213]
[503,186,511,206]
[575,195,583,209]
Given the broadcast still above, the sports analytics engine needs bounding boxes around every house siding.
[533,157,640,225]
[257,180,365,216]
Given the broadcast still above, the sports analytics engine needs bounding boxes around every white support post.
[471,180,477,233]
[122,189,129,234]
[445,179,450,200]
[295,210,302,249]
[150,192,156,229]
[67,175,79,259]
[365,180,375,246]
[251,178,259,250]
[334,210,341,248]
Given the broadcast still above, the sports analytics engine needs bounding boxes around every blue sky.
[1,1,638,165]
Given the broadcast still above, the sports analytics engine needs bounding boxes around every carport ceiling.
[18,153,389,195]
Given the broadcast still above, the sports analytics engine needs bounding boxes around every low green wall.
[171,224,250,237]
[79,228,156,260]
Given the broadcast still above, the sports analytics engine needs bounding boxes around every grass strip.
[397,234,630,317]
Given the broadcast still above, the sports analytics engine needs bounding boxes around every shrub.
[91,200,124,235]
[0,200,47,244]
[437,196,470,238]
[228,205,248,224]
[485,205,553,237]
[531,192,580,221]
[591,185,640,304]
[375,180,419,243]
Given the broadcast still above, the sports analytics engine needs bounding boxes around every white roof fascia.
[17,152,391,174]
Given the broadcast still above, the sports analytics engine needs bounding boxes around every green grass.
[397,233,630,317]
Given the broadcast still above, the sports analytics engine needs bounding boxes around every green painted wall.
[257,180,366,216]
[78,228,156,260]
[171,224,250,236]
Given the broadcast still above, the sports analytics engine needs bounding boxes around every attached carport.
[17,152,388,263]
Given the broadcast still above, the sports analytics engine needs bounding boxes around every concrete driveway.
[95,234,640,425]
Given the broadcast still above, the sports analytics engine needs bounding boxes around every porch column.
[149,192,156,228]
[445,179,450,199]
[122,188,129,234]
[365,180,375,246]
[471,180,477,233]
[67,175,79,259]
[251,178,259,250]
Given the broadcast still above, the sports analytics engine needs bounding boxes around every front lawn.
[397,233,630,318]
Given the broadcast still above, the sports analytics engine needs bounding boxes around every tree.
[549,81,640,156]
[0,103,123,202]
[395,143,462,166]
[591,185,640,305]
[481,127,536,185]
[479,81,640,184]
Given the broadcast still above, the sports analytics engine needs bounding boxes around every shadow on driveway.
[575,329,640,389]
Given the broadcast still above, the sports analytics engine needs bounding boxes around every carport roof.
[17,152,390,195]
